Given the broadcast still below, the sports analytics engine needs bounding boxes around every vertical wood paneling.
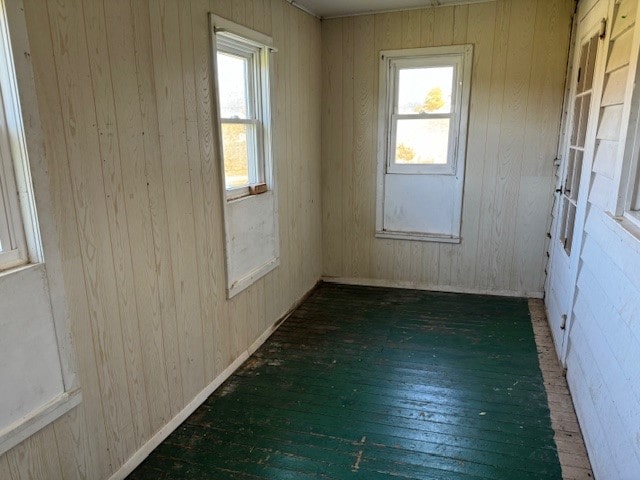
[322,0,574,296]
[6,426,63,480]
[102,0,172,433]
[83,0,151,448]
[1,1,322,478]
[352,15,375,279]
[47,0,137,467]
[321,18,343,277]
[23,0,111,477]
[130,0,184,418]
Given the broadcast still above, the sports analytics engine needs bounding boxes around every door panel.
[546,0,609,364]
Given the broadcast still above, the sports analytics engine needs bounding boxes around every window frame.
[0,4,36,272]
[380,46,470,176]
[211,18,273,202]
[621,93,640,227]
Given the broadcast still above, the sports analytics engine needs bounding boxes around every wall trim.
[322,276,543,299]
[0,387,81,456]
[107,281,320,480]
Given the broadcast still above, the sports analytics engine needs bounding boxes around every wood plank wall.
[321,0,575,296]
[0,1,322,479]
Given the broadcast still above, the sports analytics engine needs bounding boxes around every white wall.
[550,0,640,477]
[321,0,575,297]
[0,1,322,479]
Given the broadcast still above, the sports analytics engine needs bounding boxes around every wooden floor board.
[528,299,594,479]
[129,284,570,479]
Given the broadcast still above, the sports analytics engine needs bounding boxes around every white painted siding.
[0,1,322,478]
[321,0,575,296]
[548,0,640,477]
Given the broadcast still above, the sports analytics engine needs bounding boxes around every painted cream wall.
[321,0,575,296]
[0,0,321,478]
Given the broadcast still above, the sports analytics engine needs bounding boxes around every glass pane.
[577,93,591,147]
[570,96,581,147]
[397,66,454,114]
[563,202,576,255]
[564,149,575,194]
[394,118,450,165]
[221,123,250,189]
[584,36,598,91]
[576,41,589,94]
[217,52,249,119]
[0,171,12,253]
[570,149,583,202]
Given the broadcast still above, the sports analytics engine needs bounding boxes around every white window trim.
[375,44,473,243]
[0,0,80,456]
[609,0,640,235]
[0,0,38,272]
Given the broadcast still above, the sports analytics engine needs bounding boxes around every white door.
[546,0,608,364]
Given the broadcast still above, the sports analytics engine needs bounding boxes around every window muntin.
[215,34,267,198]
[384,55,463,174]
[559,34,598,254]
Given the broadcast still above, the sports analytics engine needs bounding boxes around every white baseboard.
[108,283,317,480]
[322,276,544,299]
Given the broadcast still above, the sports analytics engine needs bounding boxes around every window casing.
[215,31,271,200]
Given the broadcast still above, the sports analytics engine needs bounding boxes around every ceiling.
[291,0,494,19]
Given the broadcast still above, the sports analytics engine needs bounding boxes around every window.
[376,45,472,242]
[558,34,598,255]
[211,15,279,298]
[0,26,30,271]
[385,55,462,175]
[0,118,27,270]
[214,24,272,200]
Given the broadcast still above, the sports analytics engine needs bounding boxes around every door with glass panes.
[546,0,607,364]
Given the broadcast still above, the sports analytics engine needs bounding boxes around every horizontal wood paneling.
[0,1,322,479]
[321,0,574,296]
[562,2,640,477]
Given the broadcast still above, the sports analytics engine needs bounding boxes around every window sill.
[226,184,269,202]
[605,211,640,250]
[376,230,461,244]
[228,257,279,298]
[0,260,41,280]
[0,387,82,456]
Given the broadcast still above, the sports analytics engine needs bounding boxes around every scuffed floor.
[129,283,564,479]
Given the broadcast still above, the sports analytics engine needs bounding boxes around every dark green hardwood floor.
[128,283,562,479]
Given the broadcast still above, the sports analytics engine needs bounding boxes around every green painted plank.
[128,284,562,480]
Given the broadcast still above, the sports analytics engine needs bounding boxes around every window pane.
[0,171,13,253]
[221,123,251,189]
[217,52,249,119]
[397,66,454,114]
[394,118,450,165]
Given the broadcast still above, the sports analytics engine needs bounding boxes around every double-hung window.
[211,15,279,298]
[376,45,473,242]
[215,26,270,199]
